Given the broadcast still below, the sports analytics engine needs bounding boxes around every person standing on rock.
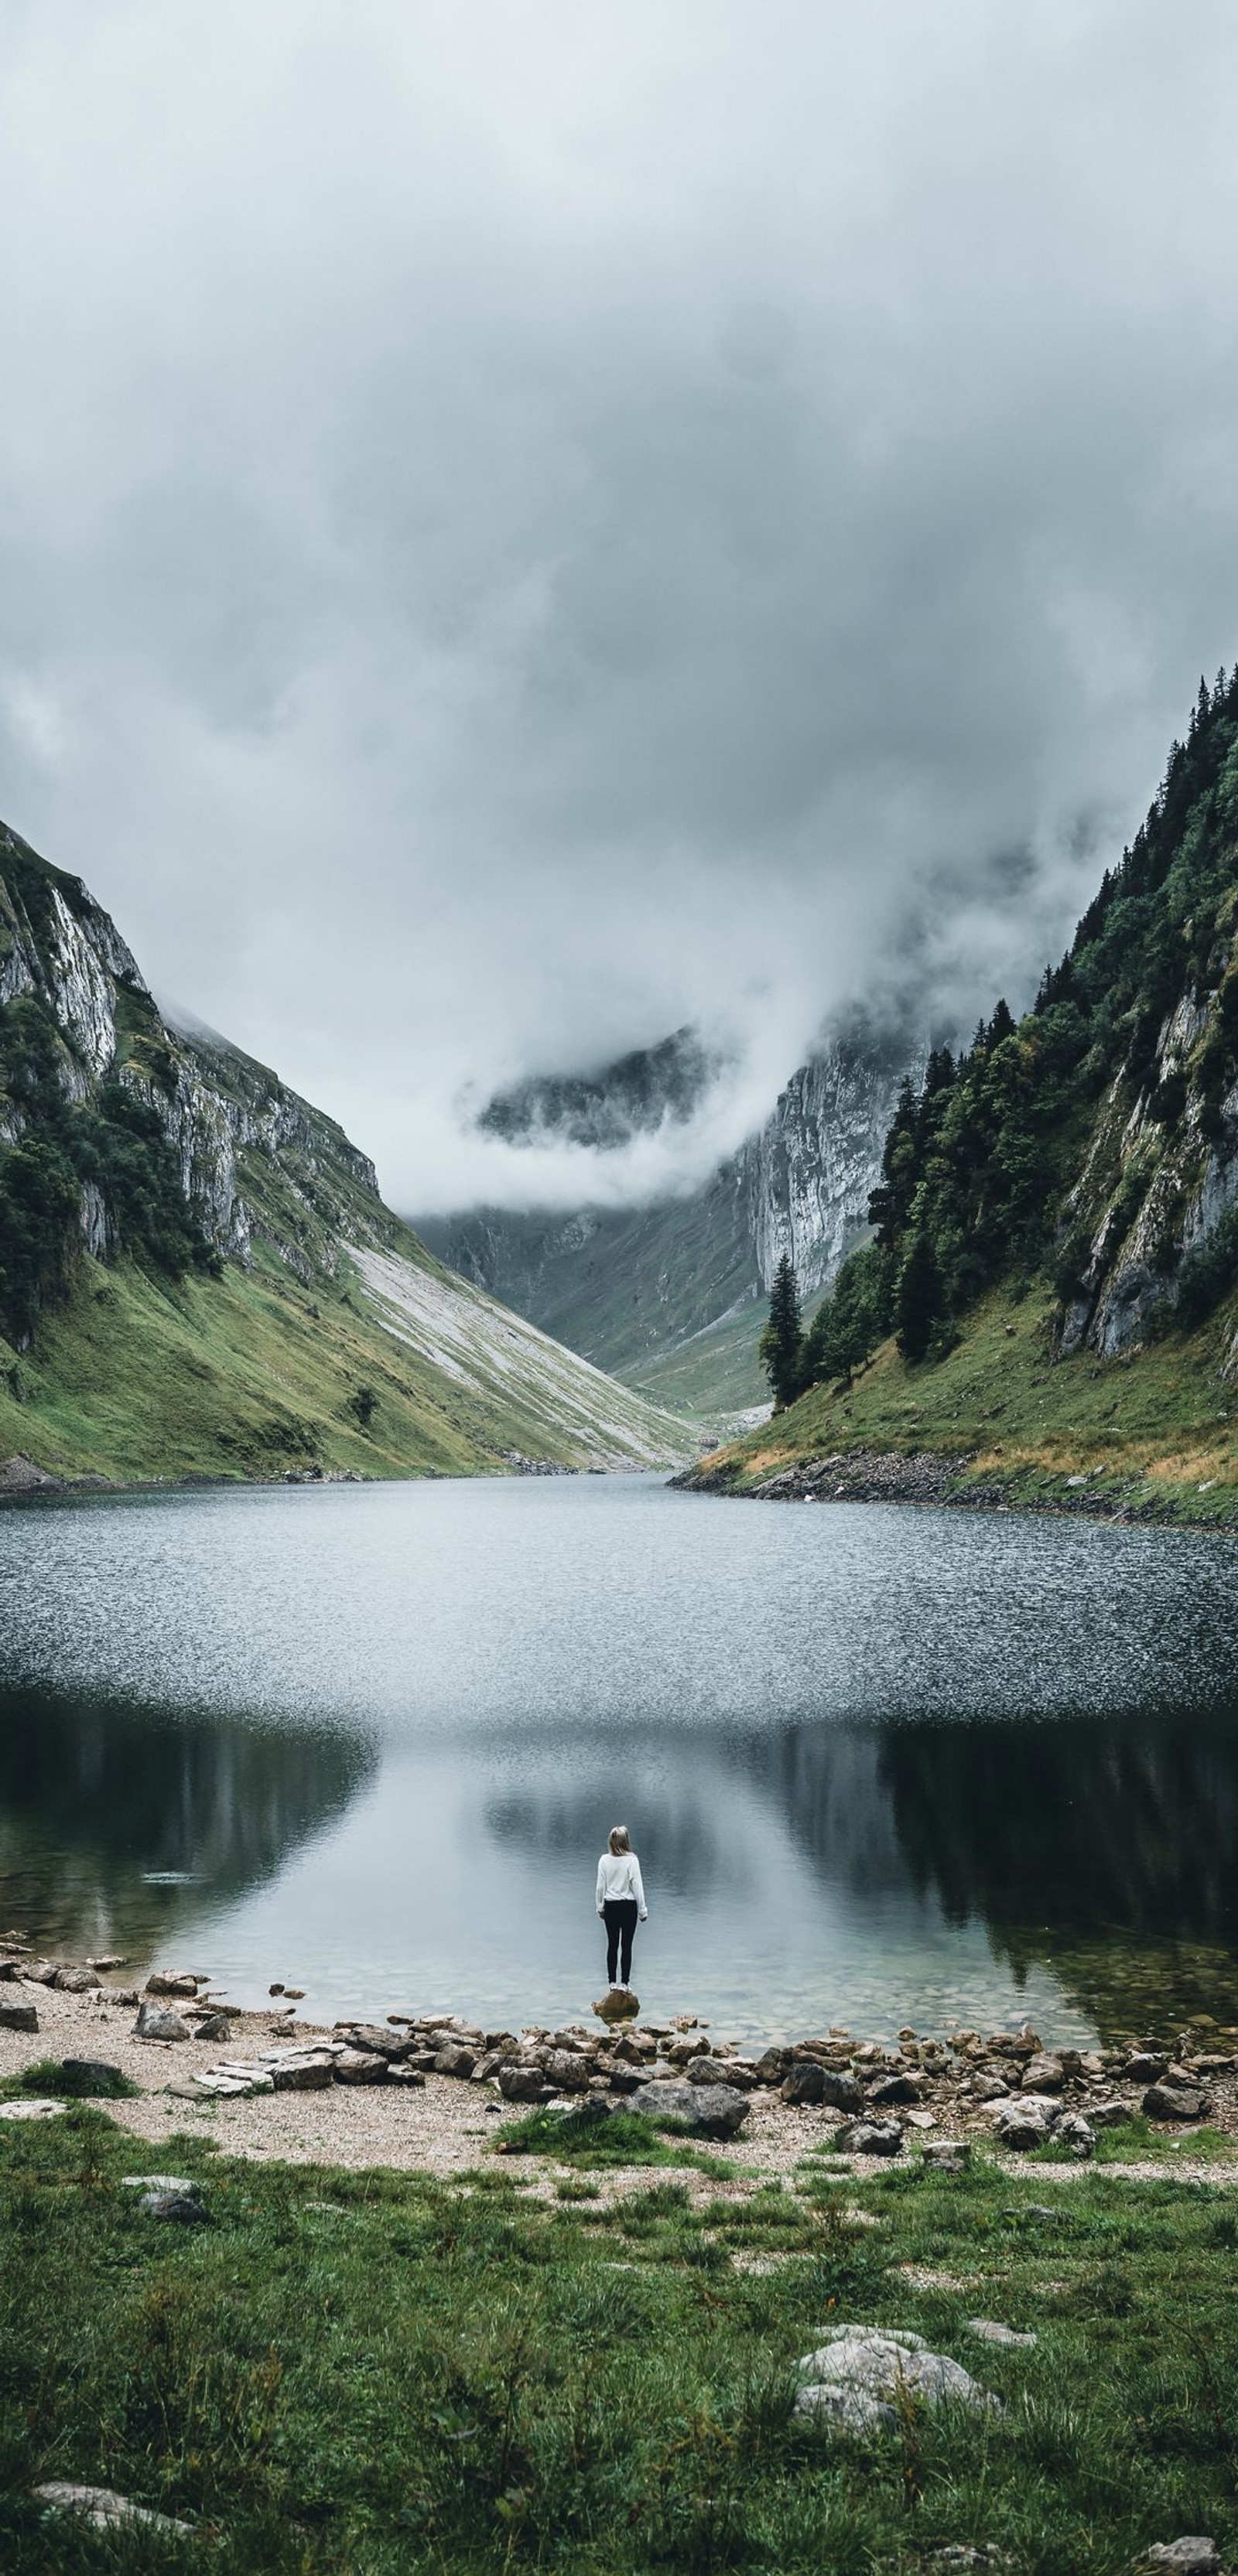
[596,1825,648,1991]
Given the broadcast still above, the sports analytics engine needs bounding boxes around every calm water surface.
[2,1474,1237,2043]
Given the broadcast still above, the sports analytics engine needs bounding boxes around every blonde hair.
[607,1825,631,1856]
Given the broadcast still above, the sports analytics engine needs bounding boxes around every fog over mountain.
[3,2,1238,1212]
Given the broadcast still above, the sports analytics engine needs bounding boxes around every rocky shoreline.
[680,1443,1238,1529]
[4,1938,1237,2169]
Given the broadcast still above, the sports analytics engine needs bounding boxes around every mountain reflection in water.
[0,1686,375,1960]
[3,1479,1238,2037]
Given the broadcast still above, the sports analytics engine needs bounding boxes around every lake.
[2,1473,1238,2045]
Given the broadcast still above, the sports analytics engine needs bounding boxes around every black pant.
[603,1898,638,1986]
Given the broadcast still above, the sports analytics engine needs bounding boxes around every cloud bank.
[2,2,1238,1211]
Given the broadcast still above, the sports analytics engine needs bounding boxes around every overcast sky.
[3,1,1238,1212]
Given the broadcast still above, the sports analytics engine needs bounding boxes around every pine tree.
[759,1253,804,1409]
[894,1228,942,1362]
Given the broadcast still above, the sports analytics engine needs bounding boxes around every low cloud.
[2,2,1237,1212]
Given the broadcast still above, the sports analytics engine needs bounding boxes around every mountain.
[689,669,1238,1521]
[0,822,693,1483]
[419,1020,917,1413]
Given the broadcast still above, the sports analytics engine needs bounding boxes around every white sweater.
[596,1851,648,1915]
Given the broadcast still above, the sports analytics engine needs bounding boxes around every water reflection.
[0,1686,375,1959]
[3,1479,1238,2036]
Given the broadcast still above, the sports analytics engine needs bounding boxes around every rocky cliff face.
[0,819,390,1289]
[1059,970,1238,1361]
[0,819,691,1474]
[420,1021,918,1403]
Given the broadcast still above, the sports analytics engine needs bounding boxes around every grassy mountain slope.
[0,824,693,1482]
[687,671,1238,1521]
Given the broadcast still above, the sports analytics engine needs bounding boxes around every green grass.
[491,2101,737,2174]
[8,2061,140,2101]
[6,2110,1238,2570]
[696,1277,1238,1523]
[0,1231,681,1485]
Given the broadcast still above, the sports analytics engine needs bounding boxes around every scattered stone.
[1124,2052,1169,2084]
[282,1987,306,2000]
[993,2096,1058,2150]
[145,1972,202,1998]
[433,2044,478,2079]
[52,1965,101,1993]
[970,2072,1011,2103]
[139,2191,208,2224]
[782,2062,827,2106]
[87,1956,128,1971]
[794,2325,1001,2434]
[967,2319,1038,2348]
[121,2175,194,2192]
[1020,2054,1065,2093]
[836,2120,904,2156]
[1053,2112,1096,2157]
[133,2000,193,2041]
[868,2072,923,2106]
[0,2002,38,2032]
[921,2140,971,2173]
[0,2099,64,2121]
[679,2055,744,2087]
[638,2079,750,2139]
[1135,2545,1220,2576]
[542,2049,590,2093]
[385,2064,426,2089]
[1144,2083,1206,2123]
[337,2024,410,2059]
[498,2064,545,2102]
[269,2055,335,2091]
[34,2481,193,2538]
[190,2011,232,2042]
[1089,2098,1133,2127]
[333,2049,389,2084]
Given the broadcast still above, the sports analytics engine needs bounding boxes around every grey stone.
[269,2055,334,2091]
[1136,2545,1219,2576]
[993,2096,1058,2149]
[921,2140,971,2172]
[781,2061,827,2106]
[970,2072,1011,2103]
[333,2050,388,2084]
[121,2175,195,2192]
[385,2063,426,2088]
[0,2001,38,2032]
[1020,2054,1064,2093]
[133,2000,193,2041]
[638,2079,750,2138]
[966,2319,1038,2348]
[684,2054,747,2086]
[592,1987,640,2024]
[144,1971,201,1997]
[1089,2098,1133,2127]
[836,2120,904,2156]
[34,2482,193,2538]
[794,2325,1001,2434]
[542,2049,590,2093]
[52,1965,101,1993]
[190,2012,232,2042]
[139,2192,208,2224]
[336,2024,409,2058]
[1124,2052,1169,2083]
[498,2063,546,2101]
[1053,2112,1096,2158]
[868,2072,924,2106]
[433,2044,477,2078]
[1144,2083,1206,2122]
[754,2045,790,2082]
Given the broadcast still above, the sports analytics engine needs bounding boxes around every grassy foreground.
[694,1278,1238,1525]
[5,2108,1238,2571]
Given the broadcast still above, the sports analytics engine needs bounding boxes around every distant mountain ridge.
[0,822,692,1482]
[419,1020,918,1412]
